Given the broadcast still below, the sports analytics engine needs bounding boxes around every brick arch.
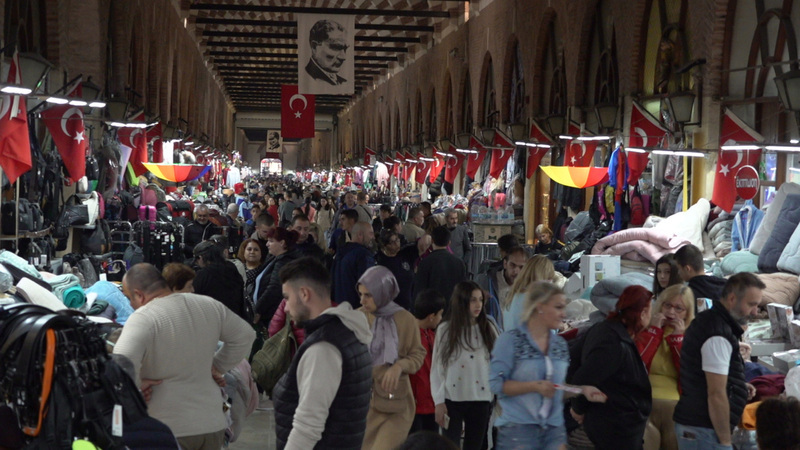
[713,0,740,97]
[573,0,602,108]
[531,8,557,115]
[441,70,454,139]
[477,51,495,128]
[501,34,520,125]
[456,69,472,133]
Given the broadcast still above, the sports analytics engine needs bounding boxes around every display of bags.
[80,219,112,255]
[54,195,90,240]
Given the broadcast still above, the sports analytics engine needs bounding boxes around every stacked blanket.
[590,272,654,314]
[756,272,800,308]
[713,251,760,277]
[758,194,800,273]
[708,217,734,258]
[750,182,800,255]
[592,228,690,264]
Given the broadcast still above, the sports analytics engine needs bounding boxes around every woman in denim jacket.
[490,282,607,450]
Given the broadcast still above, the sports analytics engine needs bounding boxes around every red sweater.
[410,327,436,414]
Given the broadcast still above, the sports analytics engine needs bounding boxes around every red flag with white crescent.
[281,85,315,139]
[415,152,430,184]
[564,122,597,167]
[403,151,415,181]
[117,111,149,177]
[364,147,376,166]
[0,51,32,184]
[444,145,465,184]
[526,146,549,179]
[627,102,667,186]
[41,81,87,181]
[530,119,553,144]
[430,153,445,183]
[489,130,515,178]
[392,151,404,178]
[712,109,764,212]
[465,136,487,178]
[148,122,163,163]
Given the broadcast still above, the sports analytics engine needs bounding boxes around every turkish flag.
[364,147,376,166]
[564,122,597,167]
[489,130,516,178]
[118,111,148,177]
[415,152,430,184]
[430,153,445,183]
[712,109,764,212]
[530,119,553,144]
[403,151,415,181]
[0,52,32,184]
[281,85,315,139]
[526,146,549,179]
[465,136,487,178]
[41,82,87,181]
[444,147,465,184]
[392,151,403,178]
[628,102,667,186]
[148,122,163,163]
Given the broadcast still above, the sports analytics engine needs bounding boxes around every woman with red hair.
[569,285,653,449]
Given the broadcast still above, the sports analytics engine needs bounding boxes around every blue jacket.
[490,325,570,428]
[332,242,376,308]
[476,265,503,331]
[731,201,764,252]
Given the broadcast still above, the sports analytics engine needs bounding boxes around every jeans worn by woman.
[489,323,570,450]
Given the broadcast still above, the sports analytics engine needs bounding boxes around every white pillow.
[655,198,710,251]
[750,182,800,255]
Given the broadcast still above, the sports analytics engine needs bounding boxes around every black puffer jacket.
[255,249,301,323]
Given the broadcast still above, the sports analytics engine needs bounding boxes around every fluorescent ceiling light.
[0,85,32,95]
[514,141,529,146]
[791,139,799,144]
[68,100,88,106]
[558,135,575,140]
[651,150,675,155]
[674,151,705,157]
[536,143,552,148]
[455,148,478,154]
[184,140,194,145]
[765,145,800,152]
[45,97,69,104]
[419,157,436,161]
[576,135,611,141]
[626,148,648,153]
[88,101,106,108]
[720,144,761,150]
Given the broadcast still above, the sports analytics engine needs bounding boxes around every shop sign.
[735,165,759,200]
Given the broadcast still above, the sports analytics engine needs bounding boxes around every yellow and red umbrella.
[540,166,609,188]
[142,163,211,183]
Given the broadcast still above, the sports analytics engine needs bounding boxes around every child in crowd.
[409,289,446,433]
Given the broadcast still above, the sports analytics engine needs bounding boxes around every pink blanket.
[592,228,690,264]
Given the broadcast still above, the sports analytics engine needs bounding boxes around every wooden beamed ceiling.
[188,1,467,114]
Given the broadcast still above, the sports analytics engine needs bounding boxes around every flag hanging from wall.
[148,122,163,163]
[526,119,552,178]
[489,130,515,179]
[0,51,32,184]
[41,80,87,181]
[444,146,465,184]
[430,153,445,183]
[297,14,355,95]
[465,135,487,179]
[281,85,315,138]
[415,152,430,184]
[711,109,764,212]
[627,102,667,186]
[563,122,597,167]
[364,147,376,166]
[117,111,148,177]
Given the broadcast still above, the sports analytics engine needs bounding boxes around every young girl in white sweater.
[431,280,498,449]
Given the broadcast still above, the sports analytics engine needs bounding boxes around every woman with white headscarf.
[358,266,426,449]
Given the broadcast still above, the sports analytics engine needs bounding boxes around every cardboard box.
[772,349,800,373]
[580,255,621,289]
[790,320,800,348]
[767,303,794,339]
[472,224,513,244]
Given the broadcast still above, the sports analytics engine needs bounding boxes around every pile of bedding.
[750,182,800,255]
[707,214,734,258]
[713,251,760,277]
[755,272,800,309]
[758,194,800,273]
[590,272,654,314]
[592,227,690,264]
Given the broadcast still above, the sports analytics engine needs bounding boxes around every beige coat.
[360,307,426,450]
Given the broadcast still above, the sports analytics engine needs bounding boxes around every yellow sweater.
[649,334,680,401]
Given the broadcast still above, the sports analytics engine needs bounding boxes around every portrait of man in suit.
[305,19,349,86]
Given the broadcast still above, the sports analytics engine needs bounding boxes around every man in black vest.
[272,257,373,449]
[673,272,763,449]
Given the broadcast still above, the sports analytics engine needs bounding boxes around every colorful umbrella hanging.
[142,163,211,182]
[540,166,609,188]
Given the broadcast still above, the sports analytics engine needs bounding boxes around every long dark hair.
[439,281,496,367]
[653,253,681,298]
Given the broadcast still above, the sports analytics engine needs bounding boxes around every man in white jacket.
[114,263,255,449]
[272,257,374,450]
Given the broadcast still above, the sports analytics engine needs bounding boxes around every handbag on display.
[53,195,90,240]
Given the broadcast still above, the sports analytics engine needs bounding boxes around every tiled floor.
[229,399,276,449]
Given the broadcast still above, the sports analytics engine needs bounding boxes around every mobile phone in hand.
[443,413,450,430]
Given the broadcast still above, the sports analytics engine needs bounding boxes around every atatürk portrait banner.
[297,14,355,95]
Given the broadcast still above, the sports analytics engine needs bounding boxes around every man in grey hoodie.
[272,257,373,450]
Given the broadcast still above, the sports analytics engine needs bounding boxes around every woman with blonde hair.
[502,255,557,332]
[637,284,695,450]
[490,282,606,449]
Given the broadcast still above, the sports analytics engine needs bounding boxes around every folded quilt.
[756,272,800,307]
[590,272,654,314]
[592,228,690,264]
